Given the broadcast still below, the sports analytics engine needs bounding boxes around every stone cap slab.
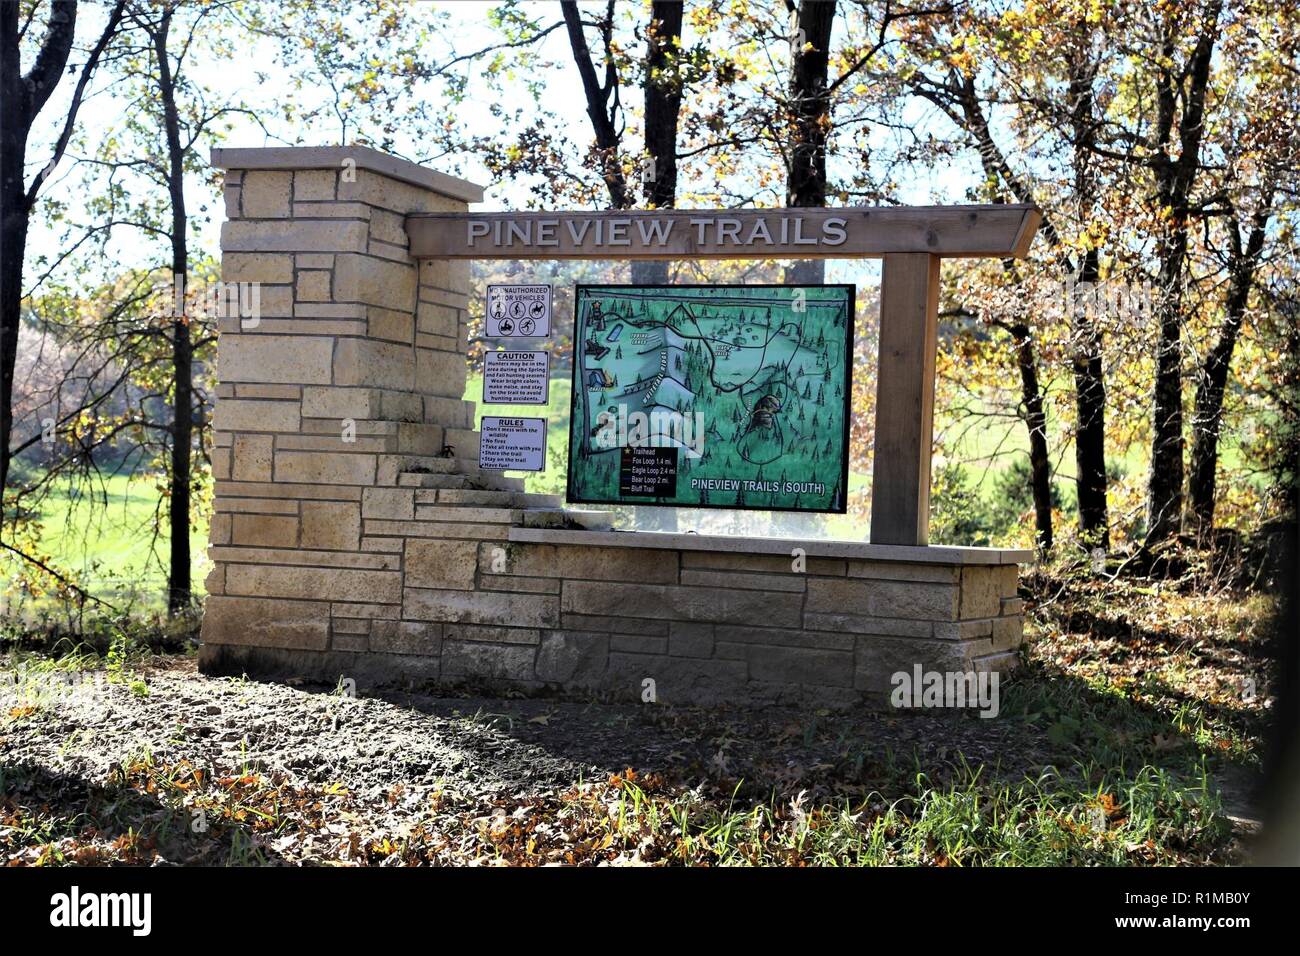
[210,145,484,203]
[507,527,1032,565]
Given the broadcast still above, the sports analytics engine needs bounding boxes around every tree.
[1138,0,1223,543]
[784,0,836,284]
[560,1,690,282]
[688,1,944,283]
[905,1,1118,552]
[1187,196,1272,536]
[1186,1,1299,535]
[1,0,125,521]
[561,1,630,208]
[639,0,685,282]
[113,0,231,613]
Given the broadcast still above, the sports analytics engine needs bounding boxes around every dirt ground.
[0,631,1267,864]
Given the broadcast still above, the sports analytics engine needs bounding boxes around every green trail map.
[567,284,854,513]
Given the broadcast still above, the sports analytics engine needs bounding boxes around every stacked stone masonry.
[199,146,1029,707]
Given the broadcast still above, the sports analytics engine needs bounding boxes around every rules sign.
[486,284,551,337]
[479,416,547,472]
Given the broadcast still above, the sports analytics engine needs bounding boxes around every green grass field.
[3,472,210,608]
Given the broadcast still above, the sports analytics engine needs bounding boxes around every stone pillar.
[199,146,488,671]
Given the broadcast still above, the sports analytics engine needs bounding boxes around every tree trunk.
[1066,50,1109,548]
[561,1,630,210]
[155,11,192,614]
[1072,248,1109,548]
[1147,228,1190,543]
[0,199,28,513]
[784,0,835,286]
[0,0,78,512]
[631,0,682,286]
[945,75,1056,550]
[563,1,684,529]
[1145,2,1219,543]
[1188,208,1269,536]
[1008,321,1053,550]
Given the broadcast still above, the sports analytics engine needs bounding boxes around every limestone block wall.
[199,145,1029,708]
[205,501,1026,706]
[411,530,1025,707]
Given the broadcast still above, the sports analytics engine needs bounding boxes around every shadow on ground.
[0,760,289,865]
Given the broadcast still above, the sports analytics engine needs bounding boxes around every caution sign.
[486,284,551,337]
[482,350,550,405]
[479,416,547,472]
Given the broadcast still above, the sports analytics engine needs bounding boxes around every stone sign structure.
[199,145,1036,706]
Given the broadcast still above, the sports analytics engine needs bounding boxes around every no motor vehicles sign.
[486,284,551,337]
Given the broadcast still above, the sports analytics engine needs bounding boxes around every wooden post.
[870,253,940,546]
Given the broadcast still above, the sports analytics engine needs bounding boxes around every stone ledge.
[211,146,484,203]
[507,527,1031,566]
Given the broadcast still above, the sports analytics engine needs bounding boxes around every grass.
[2,471,210,608]
[509,762,1230,866]
[936,378,1259,500]
[0,723,1235,866]
[1024,568,1275,777]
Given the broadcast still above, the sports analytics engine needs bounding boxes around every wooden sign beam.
[871,254,941,546]
[407,205,1041,260]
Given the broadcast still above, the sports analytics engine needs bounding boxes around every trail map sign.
[567,285,853,513]
[486,284,551,337]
